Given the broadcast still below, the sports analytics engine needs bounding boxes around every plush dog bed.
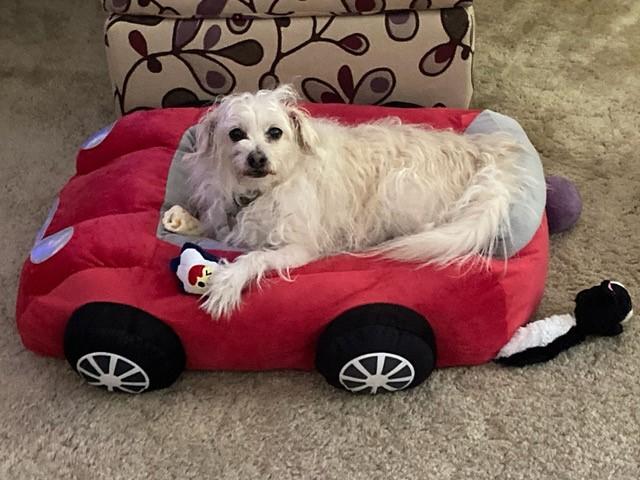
[16,105,548,393]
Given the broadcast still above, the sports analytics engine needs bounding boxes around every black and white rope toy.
[496,280,633,366]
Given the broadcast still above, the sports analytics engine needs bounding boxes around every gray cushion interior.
[158,110,546,258]
[464,110,546,257]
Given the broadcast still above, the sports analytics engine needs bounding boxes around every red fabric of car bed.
[16,105,548,371]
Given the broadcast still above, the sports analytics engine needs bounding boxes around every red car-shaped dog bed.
[16,105,548,394]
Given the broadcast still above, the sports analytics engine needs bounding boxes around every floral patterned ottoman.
[103,0,475,115]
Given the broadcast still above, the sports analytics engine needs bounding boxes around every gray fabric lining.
[156,127,242,252]
[464,110,546,257]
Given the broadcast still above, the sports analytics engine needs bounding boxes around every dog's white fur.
[176,86,528,318]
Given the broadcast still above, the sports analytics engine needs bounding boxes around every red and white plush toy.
[170,243,221,295]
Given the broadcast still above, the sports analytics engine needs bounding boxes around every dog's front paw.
[200,265,248,319]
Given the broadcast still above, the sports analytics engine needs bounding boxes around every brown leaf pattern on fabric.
[226,14,254,34]
[103,0,471,18]
[302,65,395,105]
[384,11,419,41]
[105,3,473,114]
[128,30,148,56]
[336,33,370,55]
[215,40,264,66]
[172,19,203,50]
[419,7,472,77]
[203,25,222,49]
[177,52,236,94]
[161,87,203,108]
[109,0,132,13]
[196,0,227,17]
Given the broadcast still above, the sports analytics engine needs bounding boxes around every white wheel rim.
[339,352,415,394]
[76,352,150,394]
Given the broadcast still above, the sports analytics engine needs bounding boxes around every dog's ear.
[288,106,318,154]
[268,84,318,154]
[189,106,218,160]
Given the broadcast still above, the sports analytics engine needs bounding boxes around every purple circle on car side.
[34,197,60,244]
[30,227,74,264]
[81,123,115,150]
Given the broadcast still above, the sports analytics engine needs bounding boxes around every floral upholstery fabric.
[103,0,473,19]
[104,3,475,115]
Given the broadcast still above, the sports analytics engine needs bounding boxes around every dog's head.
[191,85,318,186]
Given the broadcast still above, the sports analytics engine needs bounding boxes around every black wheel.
[315,304,436,394]
[64,303,186,393]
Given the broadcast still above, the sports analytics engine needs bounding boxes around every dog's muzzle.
[246,150,269,177]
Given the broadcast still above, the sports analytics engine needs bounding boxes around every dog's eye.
[266,127,283,141]
[229,128,247,142]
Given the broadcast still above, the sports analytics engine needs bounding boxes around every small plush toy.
[496,280,633,366]
[170,243,221,294]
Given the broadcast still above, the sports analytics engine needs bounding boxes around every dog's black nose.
[247,151,268,170]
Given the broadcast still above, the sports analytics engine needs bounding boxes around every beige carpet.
[1,0,639,478]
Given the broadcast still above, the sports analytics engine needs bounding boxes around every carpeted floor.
[1,0,639,478]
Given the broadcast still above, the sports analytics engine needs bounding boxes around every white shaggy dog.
[163,86,528,318]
